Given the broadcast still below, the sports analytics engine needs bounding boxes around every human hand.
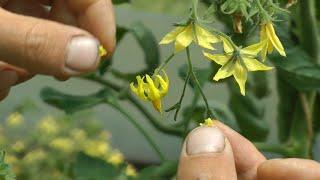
[177,121,320,180]
[0,0,115,101]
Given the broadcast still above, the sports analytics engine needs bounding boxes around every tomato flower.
[199,118,215,127]
[99,45,107,57]
[159,22,220,53]
[260,22,286,61]
[204,40,273,95]
[130,70,169,112]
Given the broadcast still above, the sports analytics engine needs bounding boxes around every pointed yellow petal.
[220,36,234,53]
[99,46,107,57]
[233,61,247,96]
[213,60,236,81]
[195,25,220,50]
[130,76,147,100]
[159,26,185,44]
[265,23,286,57]
[261,42,268,61]
[152,99,162,112]
[241,40,267,56]
[145,75,161,100]
[203,52,230,65]
[242,58,273,71]
[155,75,169,97]
[174,24,193,53]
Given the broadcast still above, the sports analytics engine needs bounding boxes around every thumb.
[177,126,237,180]
[0,9,101,77]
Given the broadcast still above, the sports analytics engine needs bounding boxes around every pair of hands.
[1,1,320,179]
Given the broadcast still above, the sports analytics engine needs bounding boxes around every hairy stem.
[173,70,191,121]
[111,102,166,161]
[81,75,183,136]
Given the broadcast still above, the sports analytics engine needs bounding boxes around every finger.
[257,158,320,180]
[66,0,116,54]
[177,126,237,180]
[4,0,49,18]
[0,70,18,101]
[0,61,32,84]
[0,88,10,101]
[49,0,78,26]
[0,9,101,77]
[0,0,8,7]
[214,121,266,179]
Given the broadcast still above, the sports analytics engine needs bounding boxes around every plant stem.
[299,0,320,64]
[299,93,314,144]
[111,102,166,161]
[81,75,184,136]
[173,71,191,121]
[186,47,215,119]
[156,53,175,73]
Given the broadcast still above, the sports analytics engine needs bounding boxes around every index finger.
[67,0,116,54]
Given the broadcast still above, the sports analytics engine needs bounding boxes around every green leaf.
[184,100,240,131]
[228,81,269,141]
[112,0,130,5]
[130,22,160,74]
[138,161,177,179]
[73,153,119,180]
[249,72,271,99]
[98,26,128,75]
[40,87,114,114]
[276,73,298,142]
[0,151,16,180]
[271,47,320,92]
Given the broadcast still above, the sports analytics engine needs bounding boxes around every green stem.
[186,47,215,119]
[300,0,320,63]
[111,102,166,161]
[156,53,175,73]
[173,71,191,121]
[174,92,200,128]
[81,75,183,136]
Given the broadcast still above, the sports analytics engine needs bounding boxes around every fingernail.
[187,127,225,155]
[65,36,99,74]
[0,70,18,90]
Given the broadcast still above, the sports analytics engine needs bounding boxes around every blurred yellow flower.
[125,164,137,177]
[99,45,107,57]
[11,141,25,153]
[37,115,59,135]
[260,22,286,60]
[23,149,46,164]
[199,118,215,127]
[204,40,273,95]
[83,140,110,158]
[107,150,124,166]
[6,112,24,127]
[130,70,169,112]
[98,130,111,140]
[50,138,75,153]
[159,22,220,53]
[70,128,87,142]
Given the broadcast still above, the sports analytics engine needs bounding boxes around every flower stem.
[186,47,215,119]
[156,53,175,73]
[80,75,184,136]
[111,102,166,161]
[173,70,191,121]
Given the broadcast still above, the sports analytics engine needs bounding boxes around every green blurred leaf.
[184,100,240,131]
[98,26,128,75]
[40,87,114,114]
[138,161,177,179]
[276,73,298,142]
[73,153,118,180]
[112,0,130,5]
[179,64,212,89]
[313,133,320,162]
[0,151,16,180]
[249,72,271,99]
[272,47,320,92]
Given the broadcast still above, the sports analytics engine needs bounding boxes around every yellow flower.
[37,115,59,135]
[23,149,46,164]
[125,164,137,177]
[260,22,286,60]
[11,141,25,153]
[6,112,24,127]
[70,128,87,142]
[107,150,124,166]
[199,118,215,127]
[49,138,75,153]
[159,22,220,53]
[99,45,107,57]
[204,40,273,95]
[130,70,169,112]
[83,140,110,158]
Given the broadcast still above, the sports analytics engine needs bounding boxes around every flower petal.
[265,22,286,57]
[233,61,247,96]
[203,52,230,65]
[241,40,267,56]
[195,25,220,50]
[174,24,193,53]
[145,75,160,100]
[243,58,273,71]
[159,26,185,44]
[220,36,234,53]
[213,60,236,81]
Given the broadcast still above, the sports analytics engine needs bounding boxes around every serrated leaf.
[40,87,114,114]
[74,153,119,180]
[272,47,320,91]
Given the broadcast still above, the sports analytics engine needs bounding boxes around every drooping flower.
[260,22,286,61]
[204,39,273,95]
[130,70,169,112]
[159,22,220,53]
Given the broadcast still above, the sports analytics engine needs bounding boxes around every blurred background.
[0,0,278,165]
